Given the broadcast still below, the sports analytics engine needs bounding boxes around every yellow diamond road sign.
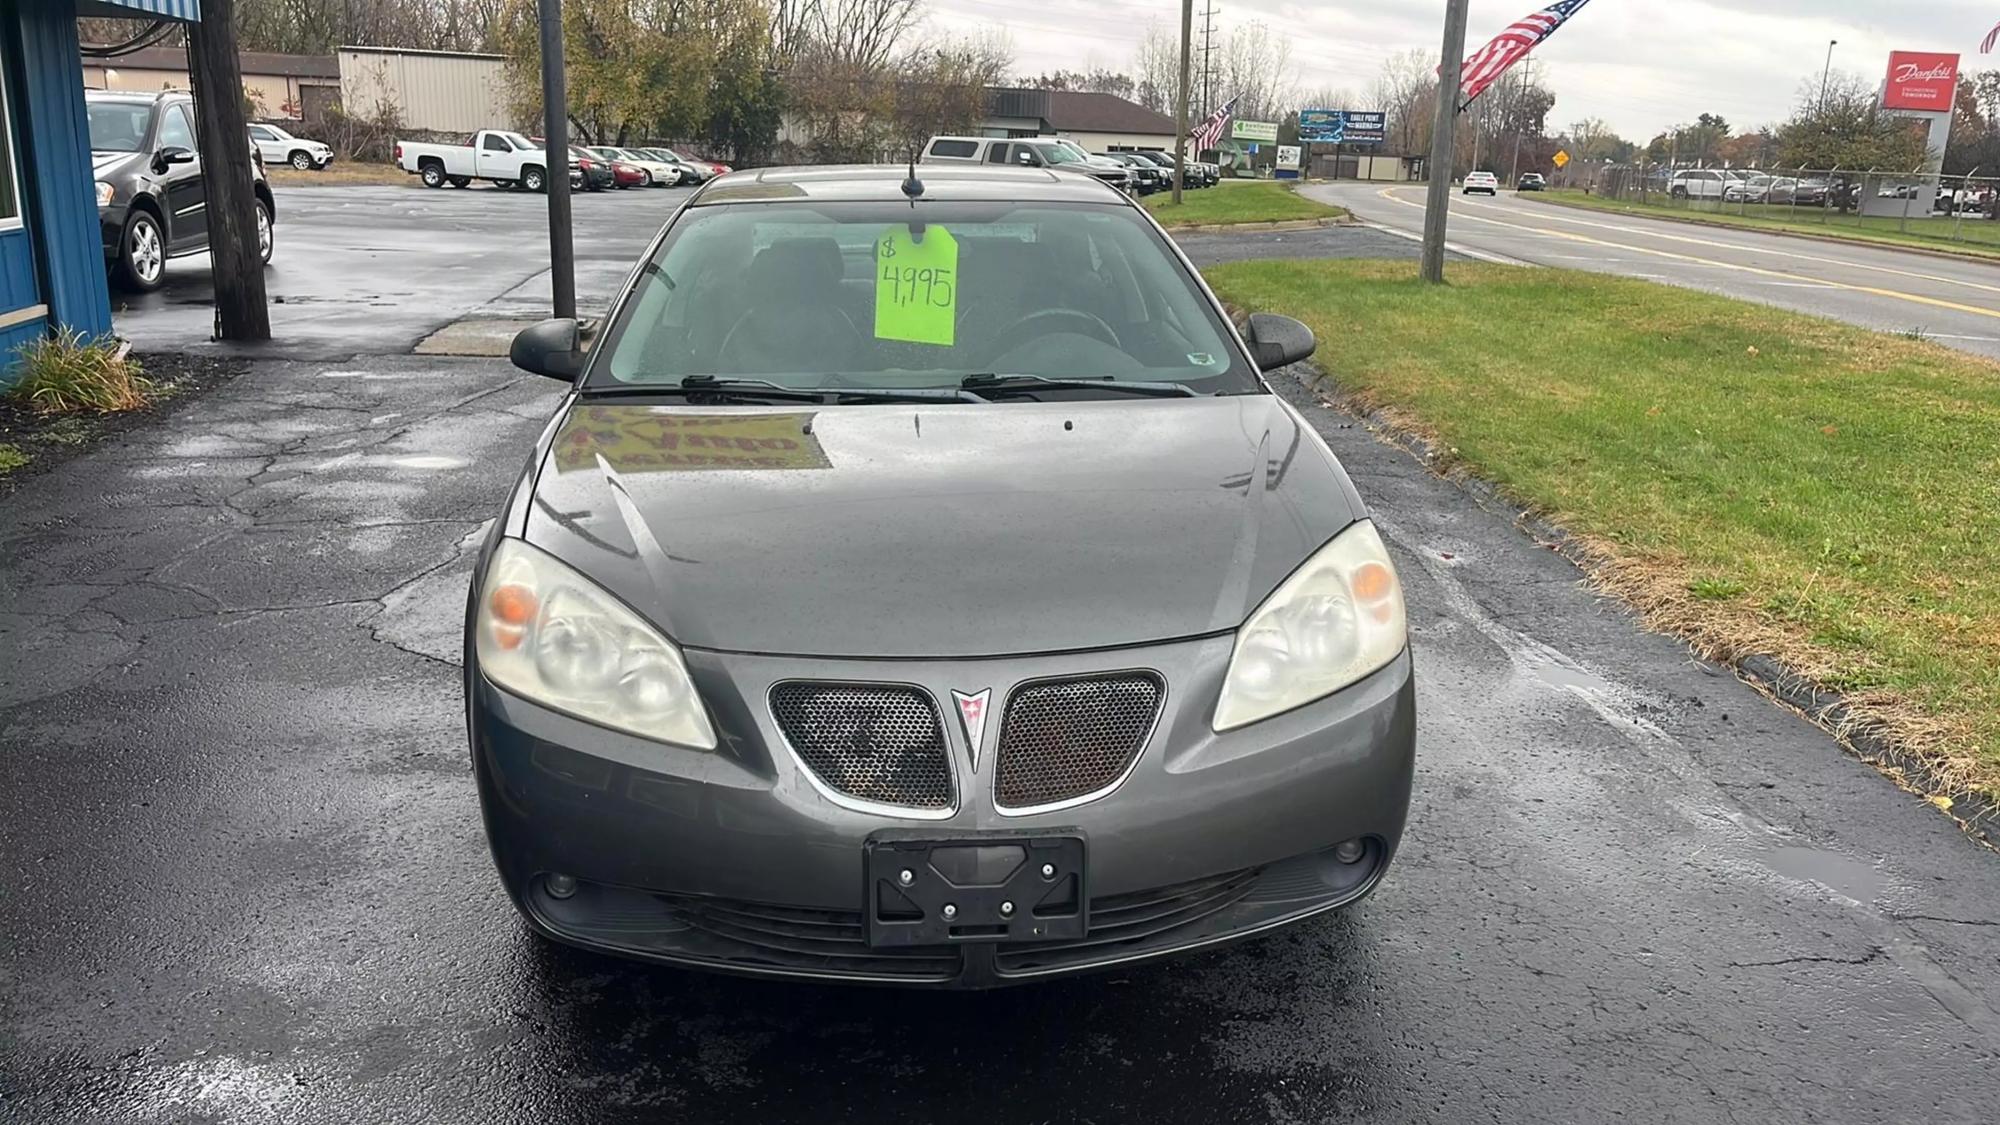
[1553,150,1571,169]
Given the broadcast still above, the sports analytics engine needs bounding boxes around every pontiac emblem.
[951,689,991,768]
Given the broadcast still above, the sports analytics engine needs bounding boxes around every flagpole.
[1174,0,1193,204]
[1423,0,1472,283]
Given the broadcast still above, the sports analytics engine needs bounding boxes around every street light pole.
[539,0,576,321]
[1819,39,1838,112]
[1422,0,1472,284]
[1173,0,1193,205]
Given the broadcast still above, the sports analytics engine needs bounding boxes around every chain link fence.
[1569,162,2000,250]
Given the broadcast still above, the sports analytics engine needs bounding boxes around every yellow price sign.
[1553,150,1570,169]
[875,225,958,346]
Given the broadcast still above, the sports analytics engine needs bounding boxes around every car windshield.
[88,101,155,153]
[1029,142,1085,166]
[592,200,1258,395]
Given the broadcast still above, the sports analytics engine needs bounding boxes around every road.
[4,183,1998,1124]
[1309,183,2000,361]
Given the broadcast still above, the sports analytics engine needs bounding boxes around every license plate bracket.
[864,829,1086,947]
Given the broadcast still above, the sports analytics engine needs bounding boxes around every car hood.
[92,151,145,177]
[522,396,1364,658]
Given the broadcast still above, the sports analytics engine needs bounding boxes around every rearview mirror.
[1244,313,1316,372]
[510,318,584,381]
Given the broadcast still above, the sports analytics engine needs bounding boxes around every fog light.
[1333,839,1366,865]
[545,873,578,899]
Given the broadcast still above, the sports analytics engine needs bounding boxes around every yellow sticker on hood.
[875,226,957,346]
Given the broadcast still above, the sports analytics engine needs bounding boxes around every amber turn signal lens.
[490,584,539,626]
[1352,562,1393,602]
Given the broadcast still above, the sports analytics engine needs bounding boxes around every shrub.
[8,329,151,414]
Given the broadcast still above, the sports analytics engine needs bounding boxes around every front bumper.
[468,638,1417,988]
[98,203,130,257]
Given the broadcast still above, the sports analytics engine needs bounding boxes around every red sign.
[1881,51,1959,112]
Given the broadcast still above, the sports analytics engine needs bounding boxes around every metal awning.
[75,0,201,21]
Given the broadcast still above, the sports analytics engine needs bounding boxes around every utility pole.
[1174,0,1193,204]
[1198,2,1219,119]
[1818,39,1838,112]
[539,0,575,320]
[1421,0,1471,284]
[185,0,269,340]
[1508,59,1533,186]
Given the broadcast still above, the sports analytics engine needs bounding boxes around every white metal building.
[337,45,511,134]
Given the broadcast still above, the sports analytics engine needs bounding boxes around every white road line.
[1357,219,1529,266]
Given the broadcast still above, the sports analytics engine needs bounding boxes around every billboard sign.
[1276,145,1302,169]
[1881,51,1959,112]
[1298,110,1385,145]
[1232,119,1279,142]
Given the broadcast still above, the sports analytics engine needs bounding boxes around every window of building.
[0,69,21,227]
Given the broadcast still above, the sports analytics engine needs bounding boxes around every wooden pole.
[539,0,576,320]
[1421,0,1471,284]
[185,0,270,340]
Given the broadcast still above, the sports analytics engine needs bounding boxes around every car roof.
[688,164,1131,206]
[86,89,182,104]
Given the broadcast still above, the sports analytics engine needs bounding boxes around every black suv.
[87,90,276,291]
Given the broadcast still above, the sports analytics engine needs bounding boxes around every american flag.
[1459,0,1594,108]
[1982,20,2000,54]
[1190,96,1238,153]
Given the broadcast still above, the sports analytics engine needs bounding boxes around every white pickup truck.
[395,129,576,192]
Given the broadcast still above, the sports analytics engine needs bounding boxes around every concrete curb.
[1162,216,1350,235]
[1288,361,1997,845]
[1518,194,2000,266]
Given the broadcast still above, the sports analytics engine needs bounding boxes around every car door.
[247,124,279,163]
[478,131,518,179]
[154,102,206,252]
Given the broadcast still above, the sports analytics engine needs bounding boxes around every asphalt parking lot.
[4,183,1998,1123]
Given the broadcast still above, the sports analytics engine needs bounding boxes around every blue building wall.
[1,1,128,380]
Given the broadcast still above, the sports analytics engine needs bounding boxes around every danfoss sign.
[1881,51,1959,112]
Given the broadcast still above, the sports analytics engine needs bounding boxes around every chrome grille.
[770,683,953,810]
[994,673,1164,810]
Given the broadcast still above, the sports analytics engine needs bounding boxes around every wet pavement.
[3,184,1999,1123]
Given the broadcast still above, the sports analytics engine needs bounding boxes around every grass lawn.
[1144,180,1345,227]
[1206,258,2000,805]
[1529,188,2000,262]
[267,162,416,187]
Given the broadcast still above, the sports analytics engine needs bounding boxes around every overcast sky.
[927,0,1996,141]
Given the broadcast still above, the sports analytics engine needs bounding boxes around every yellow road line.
[1371,187,2000,323]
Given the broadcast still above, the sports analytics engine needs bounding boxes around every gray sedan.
[468,165,1416,987]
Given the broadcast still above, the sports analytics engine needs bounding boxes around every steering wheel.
[996,308,1122,353]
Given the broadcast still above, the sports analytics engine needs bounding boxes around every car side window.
[986,143,1012,165]
[248,125,272,141]
[483,133,512,152]
[158,104,195,152]
[930,140,977,159]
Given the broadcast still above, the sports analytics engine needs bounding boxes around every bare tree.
[1131,21,1179,114]
[1219,21,1296,123]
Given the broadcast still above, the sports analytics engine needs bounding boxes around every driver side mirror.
[510,318,584,381]
[154,146,196,172]
[1016,151,1039,167]
[1244,313,1316,372]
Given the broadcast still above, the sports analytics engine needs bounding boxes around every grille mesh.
[770,683,953,810]
[994,673,1163,809]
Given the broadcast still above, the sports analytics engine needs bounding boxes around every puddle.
[387,455,469,471]
[1762,844,1883,904]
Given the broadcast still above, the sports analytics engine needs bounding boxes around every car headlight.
[95,181,115,206]
[1213,519,1407,732]
[474,538,716,749]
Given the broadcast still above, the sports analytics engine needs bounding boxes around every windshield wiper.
[579,376,982,404]
[960,373,1201,398]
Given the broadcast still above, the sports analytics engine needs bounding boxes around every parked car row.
[395,129,729,193]
[88,89,277,292]
[919,135,1217,195]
